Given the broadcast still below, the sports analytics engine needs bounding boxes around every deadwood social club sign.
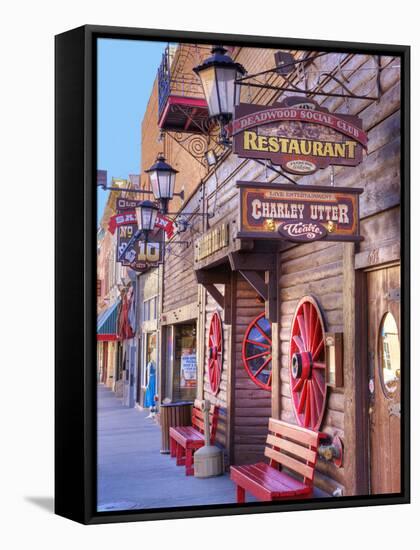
[114,198,164,272]
[232,97,368,175]
[238,182,363,243]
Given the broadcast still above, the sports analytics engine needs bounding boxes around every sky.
[97,38,167,221]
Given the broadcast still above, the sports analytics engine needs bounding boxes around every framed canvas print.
[55,25,410,524]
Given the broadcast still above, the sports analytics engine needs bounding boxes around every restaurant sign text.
[238,182,363,243]
[232,97,367,175]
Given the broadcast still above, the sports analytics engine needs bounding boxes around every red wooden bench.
[169,399,220,476]
[230,418,320,502]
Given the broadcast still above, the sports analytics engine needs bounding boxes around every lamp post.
[145,154,179,214]
[193,46,245,146]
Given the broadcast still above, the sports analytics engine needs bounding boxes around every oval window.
[378,312,400,396]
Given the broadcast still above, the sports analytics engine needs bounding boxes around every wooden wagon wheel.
[289,296,327,431]
[208,311,223,394]
[242,313,272,391]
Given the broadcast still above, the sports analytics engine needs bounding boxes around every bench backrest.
[192,400,220,445]
[264,418,320,486]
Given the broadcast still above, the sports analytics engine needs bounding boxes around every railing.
[158,44,206,118]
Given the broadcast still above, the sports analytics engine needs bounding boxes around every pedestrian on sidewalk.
[144,360,156,417]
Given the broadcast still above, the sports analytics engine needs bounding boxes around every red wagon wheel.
[289,296,327,431]
[208,311,223,394]
[242,313,272,391]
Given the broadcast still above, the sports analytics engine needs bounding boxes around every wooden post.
[226,271,236,465]
[271,253,281,419]
[343,242,357,496]
[157,264,165,404]
[197,283,207,400]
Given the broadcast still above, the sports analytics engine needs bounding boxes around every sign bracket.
[195,268,232,324]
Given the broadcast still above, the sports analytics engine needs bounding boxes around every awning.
[97,300,120,341]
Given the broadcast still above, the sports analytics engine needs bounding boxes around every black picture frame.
[55,25,410,525]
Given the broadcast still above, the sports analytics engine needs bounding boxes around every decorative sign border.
[114,198,175,238]
[232,97,368,175]
[237,181,363,243]
[117,225,163,272]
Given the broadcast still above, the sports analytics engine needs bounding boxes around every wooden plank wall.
[231,274,271,465]
[278,242,346,495]
[202,286,230,450]
[162,237,197,313]
[276,53,401,495]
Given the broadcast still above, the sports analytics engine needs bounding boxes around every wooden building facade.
[141,44,402,497]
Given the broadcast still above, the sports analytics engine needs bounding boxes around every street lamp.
[135,200,159,239]
[145,153,178,214]
[193,46,245,145]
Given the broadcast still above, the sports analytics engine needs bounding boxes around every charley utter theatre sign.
[238,181,363,243]
[232,97,368,175]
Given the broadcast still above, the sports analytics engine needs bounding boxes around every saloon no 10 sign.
[237,181,363,243]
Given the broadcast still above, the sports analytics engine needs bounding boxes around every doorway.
[172,322,197,402]
[101,342,108,384]
[367,264,401,494]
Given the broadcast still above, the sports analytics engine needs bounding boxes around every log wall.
[231,274,271,465]
[202,285,230,450]
[274,53,401,495]
[278,242,346,495]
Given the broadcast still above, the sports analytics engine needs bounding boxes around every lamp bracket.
[164,128,223,170]
[235,52,385,102]
[97,184,183,199]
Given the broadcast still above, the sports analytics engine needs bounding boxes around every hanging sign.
[194,223,230,263]
[232,97,367,175]
[114,198,175,238]
[117,224,163,272]
[238,181,363,243]
[108,211,137,234]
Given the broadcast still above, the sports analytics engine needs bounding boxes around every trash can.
[159,401,193,454]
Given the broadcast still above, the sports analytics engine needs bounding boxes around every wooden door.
[367,265,401,494]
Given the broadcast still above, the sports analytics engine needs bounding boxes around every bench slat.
[192,417,205,433]
[245,464,303,494]
[251,463,308,493]
[268,418,319,447]
[231,466,275,500]
[266,434,317,463]
[264,447,315,481]
[231,463,311,498]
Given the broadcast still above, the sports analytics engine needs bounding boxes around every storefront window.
[173,323,197,398]
[143,296,158,321]
[379,312,400,396]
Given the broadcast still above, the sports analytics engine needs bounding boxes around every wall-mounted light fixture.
[205,149,218,167]
[325,332,344,388]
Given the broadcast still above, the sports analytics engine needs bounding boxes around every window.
[379,312,400,396]
[143,295,158,322]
